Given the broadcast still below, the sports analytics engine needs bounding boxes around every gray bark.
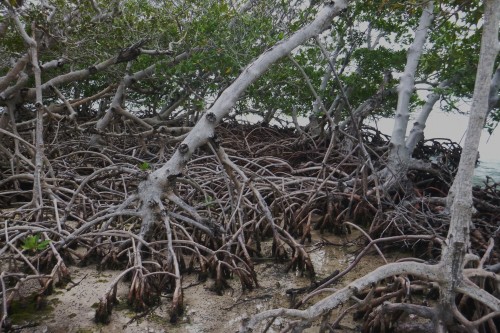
[89,64,156,146]
[240,2,500,331]
[386,1,434,182]
[137,0,351,238]
[487,64,500,119]
[405,79,453,155]
[0,54,29,93]
[441,0,500,322]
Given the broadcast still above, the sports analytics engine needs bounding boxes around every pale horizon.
[373,110,500,164]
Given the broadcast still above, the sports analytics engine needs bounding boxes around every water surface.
[474,159,500,186]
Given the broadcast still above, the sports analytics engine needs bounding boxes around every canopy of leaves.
[0,0,498,129]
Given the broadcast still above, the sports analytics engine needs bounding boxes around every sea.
[474,159,500,186]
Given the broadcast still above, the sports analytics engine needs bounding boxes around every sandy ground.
[8,230,392,333]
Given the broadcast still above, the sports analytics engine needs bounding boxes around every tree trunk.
[137,0,351,238]
[385,1,434,185]
[440,0,500,327]
[240,3,500,331]
[487,64,500,120]
[406,79,453,155]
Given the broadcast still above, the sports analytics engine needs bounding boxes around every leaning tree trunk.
[440,0,500,328]
[136,0,351,239]
[132,2,351,317]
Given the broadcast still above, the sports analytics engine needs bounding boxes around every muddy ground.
[9,230,395,333]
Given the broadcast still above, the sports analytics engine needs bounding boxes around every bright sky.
[372,110,500,163]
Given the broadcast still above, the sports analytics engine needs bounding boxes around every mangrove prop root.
[0,121,498,330]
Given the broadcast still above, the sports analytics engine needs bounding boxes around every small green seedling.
[22,234,51,253]
[204,195,214,207]
[139,162,151,171]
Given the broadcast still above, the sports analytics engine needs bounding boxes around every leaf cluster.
[1,0,497,131]
[21,234,51,253]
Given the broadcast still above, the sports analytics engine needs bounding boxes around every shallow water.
[474,159,500,186]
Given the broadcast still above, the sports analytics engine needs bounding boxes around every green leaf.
[22,234,51,252]
[139,162,150,171]
[21,235,38,251]
[204,195,214,206]
[37,240,51,251]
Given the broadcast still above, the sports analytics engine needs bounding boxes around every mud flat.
[9,230,395,333]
